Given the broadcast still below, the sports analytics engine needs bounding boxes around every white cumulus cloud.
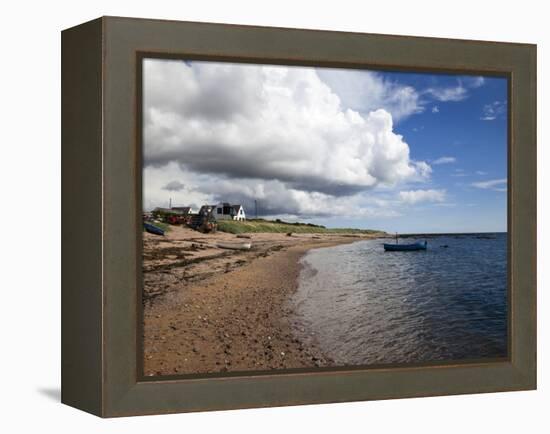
[481,101,507,121]
[317,69,423,122]
[399,189,446,204]
[423,76,486,103]
[432,156,456,165]
[143,59,431,216]
[424,84,468,102]
[471,178,507,191]
[466,76,485,88]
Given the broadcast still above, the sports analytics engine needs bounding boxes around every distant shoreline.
[396,231,507,237]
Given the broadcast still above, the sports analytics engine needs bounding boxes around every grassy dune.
[217,219,382,235]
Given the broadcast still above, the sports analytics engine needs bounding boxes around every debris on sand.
[216,242,252,250]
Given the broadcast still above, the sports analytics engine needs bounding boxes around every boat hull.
[383,241,427,251]
[144,222,165,236]
[217,242,252,250]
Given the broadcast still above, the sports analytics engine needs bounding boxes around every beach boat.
[144,222,165,236]
[383,241,427,251]
[217,241,252,250]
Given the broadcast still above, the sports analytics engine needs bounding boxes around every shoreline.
[143,227,380,376]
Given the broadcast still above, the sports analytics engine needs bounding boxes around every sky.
[142,58,508,233]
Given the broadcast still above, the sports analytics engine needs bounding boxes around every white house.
[213,202,246,221]
[170,206,197,215]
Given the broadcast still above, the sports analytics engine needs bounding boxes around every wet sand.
[142,226,383,376]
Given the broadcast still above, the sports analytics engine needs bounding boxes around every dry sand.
[142,226,383,376]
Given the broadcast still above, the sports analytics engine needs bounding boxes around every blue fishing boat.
[144,222,165,236]
[383,240,427,251]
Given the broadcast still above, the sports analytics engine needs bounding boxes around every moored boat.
[383,241,427,251]
[144,222,165,236]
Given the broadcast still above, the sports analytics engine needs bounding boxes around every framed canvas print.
[61,16,536,417]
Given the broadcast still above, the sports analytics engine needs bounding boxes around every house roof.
[171,206,192,214]
[199,205,214,213]
[204,203,245,215]
[215,203,244,211]
[153,207,186,215]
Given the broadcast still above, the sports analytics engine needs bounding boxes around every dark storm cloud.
[145,144,372,197]
[162,180,185,192]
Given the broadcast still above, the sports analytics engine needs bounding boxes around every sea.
[291,233,508,366]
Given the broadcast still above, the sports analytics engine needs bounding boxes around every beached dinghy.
[383,241,427,251]
[217,242,252,250]
[144,222,165,236]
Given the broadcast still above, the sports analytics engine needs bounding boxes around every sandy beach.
[142,226,383,376]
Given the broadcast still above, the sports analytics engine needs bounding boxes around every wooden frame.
[62,16,536,417]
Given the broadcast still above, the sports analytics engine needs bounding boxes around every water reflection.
[291,234,507,366]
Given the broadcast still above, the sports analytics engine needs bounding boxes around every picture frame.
[61,16,536,417]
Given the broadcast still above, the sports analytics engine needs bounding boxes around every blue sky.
[393,72,507,233]
[143,59,508,233]
[311,70,509,233]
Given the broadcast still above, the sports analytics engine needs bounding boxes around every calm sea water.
[291,233,508,366]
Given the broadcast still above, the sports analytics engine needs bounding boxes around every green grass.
[216,219,382,235]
